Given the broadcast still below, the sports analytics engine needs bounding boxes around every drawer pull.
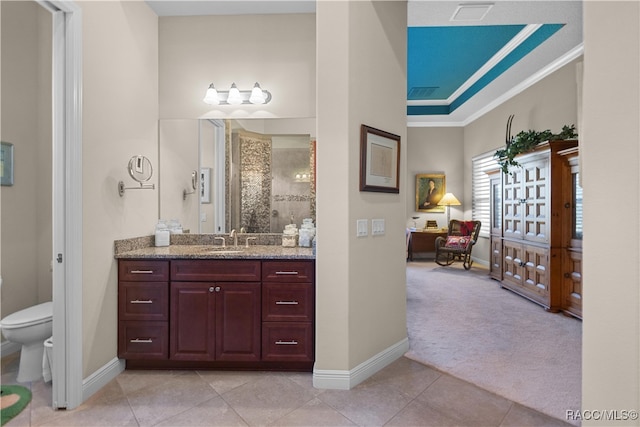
[275,271,299,275]
[275,340,298,345]
[130,338,153,343]
[276,301,299,305]
[130,270,154,274]
[130,299,153,304]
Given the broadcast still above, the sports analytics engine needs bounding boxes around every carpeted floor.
[404,261,582,425]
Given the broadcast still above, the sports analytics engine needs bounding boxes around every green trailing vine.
[495,124,578,174]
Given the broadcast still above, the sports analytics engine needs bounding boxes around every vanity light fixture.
[203,82,272,105]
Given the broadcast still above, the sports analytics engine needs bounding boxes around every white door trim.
[37,0,83,410]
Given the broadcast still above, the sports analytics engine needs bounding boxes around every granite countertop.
[114,234,314,260]
[115,244,314,260]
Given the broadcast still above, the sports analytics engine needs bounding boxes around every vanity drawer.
[118,282,169,321]
[118,321,168,359]
[262,283,313,322]
[171,260,261,282]
[119,260,169,282]
[262,261,315,283]
[262,322,313,362]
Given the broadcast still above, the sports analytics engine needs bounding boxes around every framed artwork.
[359,124,400,193]
[416,173,445,212]
[1,142,14,186]
[200,167,211,203]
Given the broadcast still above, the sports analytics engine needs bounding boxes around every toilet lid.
[0,301,53,329]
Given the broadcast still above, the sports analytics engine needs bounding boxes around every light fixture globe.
[203,83,219,105]
[227,83,242,105]
[249,82,266,104]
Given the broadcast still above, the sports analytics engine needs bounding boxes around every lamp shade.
[226,83,242,105]
[249,82,266,104]
[203,84,219,105]
[438,193,461,206]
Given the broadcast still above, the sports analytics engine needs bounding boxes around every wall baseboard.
[312,337,409,390]
[82,357,125,401]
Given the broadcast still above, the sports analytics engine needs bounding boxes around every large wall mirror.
[159,118,316,234]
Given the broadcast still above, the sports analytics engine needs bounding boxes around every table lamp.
[438,193,461,227]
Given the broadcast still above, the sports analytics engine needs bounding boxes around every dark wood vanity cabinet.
[118,258,315,370]
[170,260,261,362]
[118,260,170,359]
[261,261,315,362]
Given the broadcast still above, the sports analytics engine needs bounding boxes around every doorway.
[0,0,83,410]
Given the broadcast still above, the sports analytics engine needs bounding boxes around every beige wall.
[80,0,158,376]
[0,1,52,324]
[582,2,640,420]
[159,13,316,120]
[405,127,464,232]
[316,0,408,371]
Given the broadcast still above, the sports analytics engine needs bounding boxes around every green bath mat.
[1,385,32,426]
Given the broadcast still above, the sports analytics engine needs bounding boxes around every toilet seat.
[0,301,53,330]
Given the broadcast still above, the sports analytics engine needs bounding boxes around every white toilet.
[0,301,53,382]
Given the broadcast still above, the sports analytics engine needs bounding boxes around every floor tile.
[415,374,513,426]
[318,379,413,426]
[501,403,574,426]
[125,371,219,426]
[367,357,441,398]
[221,374,317,426]
[196,370,272,395]
[155,395,248,427]
[385,398,466,427]
[273,397,357,426]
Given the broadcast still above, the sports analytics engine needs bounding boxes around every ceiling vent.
[408,86,438,99]
[450,3,494,22]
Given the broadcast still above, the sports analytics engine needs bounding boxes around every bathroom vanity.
[115,237,315,371]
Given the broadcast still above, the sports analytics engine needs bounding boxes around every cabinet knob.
[209,286,221,293]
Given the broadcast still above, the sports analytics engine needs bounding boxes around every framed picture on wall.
[416,173,445,212]
[359,124,400,193]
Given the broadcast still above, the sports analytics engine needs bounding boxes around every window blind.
[472,150,499,239]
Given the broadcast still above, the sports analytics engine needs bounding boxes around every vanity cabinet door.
[170,282,216,361]
[169,281,261,362]
[215,282,261,361]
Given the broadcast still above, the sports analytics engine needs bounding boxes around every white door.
[37,0,83,410]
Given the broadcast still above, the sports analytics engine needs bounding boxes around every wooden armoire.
[489,140,582,319]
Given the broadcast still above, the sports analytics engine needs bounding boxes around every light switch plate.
[356,219,368,237]
[372,218,385,235]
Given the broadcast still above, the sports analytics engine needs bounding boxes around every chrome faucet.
[230,229,238,247]
[245,236,257,248]
[214,236,226,247]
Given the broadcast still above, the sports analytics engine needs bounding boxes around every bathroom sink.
[200,246,244,255]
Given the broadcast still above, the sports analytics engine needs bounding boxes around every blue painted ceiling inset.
[407,23,566,116]
[408,25,526,101]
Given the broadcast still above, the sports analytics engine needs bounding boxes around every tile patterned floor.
[2,352,572,426]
